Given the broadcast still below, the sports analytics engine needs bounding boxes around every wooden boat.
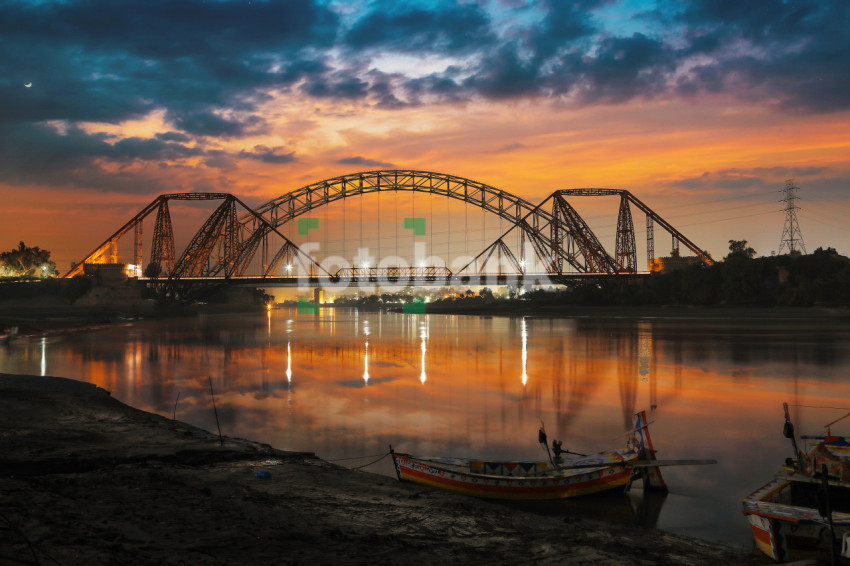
[0,326,17,344]
[742,403,850,563]
[391,410,709,501]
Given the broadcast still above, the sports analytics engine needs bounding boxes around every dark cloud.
[170,111,267,138]
[300,73,370,99]
[0,0,338,125]
[463,44,541,99]
[673,0,850,112]
[239,146,297,164]
[571,33,675,103]
[403,70,466,103]
[0,121,292,192]
[336,156,396,169]
[529,0,603,61]
[111,137,204,161]
[156,132,193,143]
[343,1,494,54]
[666,166,833,192]
[1,0,848,194]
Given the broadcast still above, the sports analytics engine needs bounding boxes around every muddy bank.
[0,373,764,565]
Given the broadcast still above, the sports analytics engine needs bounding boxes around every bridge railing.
[335,266,453,280]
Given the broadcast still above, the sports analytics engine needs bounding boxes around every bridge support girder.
[615,195,637,273]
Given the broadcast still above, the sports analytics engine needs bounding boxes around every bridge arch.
[252,169,600,274]
[256,170,538,228]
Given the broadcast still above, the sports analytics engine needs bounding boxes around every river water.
[2,308,849,549]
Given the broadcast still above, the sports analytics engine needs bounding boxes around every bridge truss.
[64,170,713,295]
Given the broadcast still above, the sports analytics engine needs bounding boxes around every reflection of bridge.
[64,170,713,294]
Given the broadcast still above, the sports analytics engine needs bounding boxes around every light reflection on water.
[2,308,850,549]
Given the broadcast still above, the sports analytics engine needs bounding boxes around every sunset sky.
[2,0,849,273]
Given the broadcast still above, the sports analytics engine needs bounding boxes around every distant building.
[313,288,324,304]
[82,262,134,283]
[649,255,701,273]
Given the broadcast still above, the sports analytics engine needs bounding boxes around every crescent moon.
[24,82,32,88]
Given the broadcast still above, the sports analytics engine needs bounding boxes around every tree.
[726,240,756,260]
[0,241,58,277]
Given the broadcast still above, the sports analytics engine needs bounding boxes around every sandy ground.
[0,373,765,566]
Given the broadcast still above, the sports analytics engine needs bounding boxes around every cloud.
[300,73,370,100]
[2,0,849,195]
[0,0,338,126]
[570,33,675,103]
[491,142,528,153]
[170,111,267,138]
[336,156,396,169]
[343,0,495,55]
[672,0,850,113]
[664,166,833,192]
[463,44,541,99]
[239,145,297,164]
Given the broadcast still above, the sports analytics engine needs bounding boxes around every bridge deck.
[145,273,649,287]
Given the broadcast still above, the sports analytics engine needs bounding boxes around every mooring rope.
[326,453,388,462]
[326,451,392,470]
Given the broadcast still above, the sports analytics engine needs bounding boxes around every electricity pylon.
[778,179,806,255]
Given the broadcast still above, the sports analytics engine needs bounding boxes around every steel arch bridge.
[64,170,713,293]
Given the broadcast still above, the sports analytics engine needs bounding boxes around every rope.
[329,451,391,470]
[326,452,388,462]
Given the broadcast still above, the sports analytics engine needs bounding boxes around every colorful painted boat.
[391,411,694,501]
[0,327,17,344]
[742,403,850,563]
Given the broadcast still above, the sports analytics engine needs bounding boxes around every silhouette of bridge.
[64,170,713,296]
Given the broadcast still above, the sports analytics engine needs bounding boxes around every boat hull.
[742,475,850,562]
[392,453,634,500]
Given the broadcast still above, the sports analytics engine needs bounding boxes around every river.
[2,307,849,549]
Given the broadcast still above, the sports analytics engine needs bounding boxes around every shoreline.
[0,373,762,565]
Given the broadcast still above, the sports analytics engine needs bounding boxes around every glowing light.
[419,324,427,384]
[521,318,528,386]
[363,340,370,384]
[286,341,292,383]
[40,337,47,377]
[285,264,292,272]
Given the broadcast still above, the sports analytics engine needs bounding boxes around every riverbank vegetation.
[0,241,58,277]
[336,245,850,311]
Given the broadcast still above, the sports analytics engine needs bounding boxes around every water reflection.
[520,317,528,386]
[419,321,427,385]
[363,339,370,385]
[40,337,46,376]
[286,341,292,383]
[1,310,850,549]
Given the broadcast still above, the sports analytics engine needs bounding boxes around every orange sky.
[2,0,849,272]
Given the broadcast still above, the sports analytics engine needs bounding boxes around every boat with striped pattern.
[390,411,703,501]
